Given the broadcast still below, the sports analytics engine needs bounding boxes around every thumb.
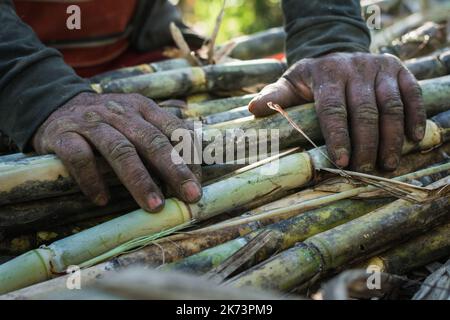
[248,77,310,117]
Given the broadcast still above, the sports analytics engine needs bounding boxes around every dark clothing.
[0,0,370,151]
[282,0,370,64]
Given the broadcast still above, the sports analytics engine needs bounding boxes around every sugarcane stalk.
[0,214,122,256]
[405,49,450,80]
[380,22,448,60]
[183,94,256,118]
[201,106,251,124]
[164,160,450,275]
[0,186,137,231]
[363,221,450,275]
[412,258,450,300]
[226,175,450,292]
[90,58,192,84]
[223,27,286,61]
[98,59,286,99]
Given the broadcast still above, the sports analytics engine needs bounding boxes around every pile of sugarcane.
[1,0,450,300]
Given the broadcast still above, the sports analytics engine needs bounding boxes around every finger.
[52,132,109,206]
[375,74,405,171]
[346,80,379,172]
[84,124,165,212]
[107,116,202,204]
[139,99,203,185]
[314,81,351,168]
[248,77,310,117]
[398,68,426,142]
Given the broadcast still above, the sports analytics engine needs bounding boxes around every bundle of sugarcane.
[225,174,450,292]
[163,161,450,275]
[3,143,450,300]
[2,106,450,295]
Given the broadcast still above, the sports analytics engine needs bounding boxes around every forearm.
[282,0,371,64]
[0,0,93,151]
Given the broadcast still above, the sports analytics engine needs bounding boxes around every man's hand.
[32,92,202,212]
[248,52,426,172]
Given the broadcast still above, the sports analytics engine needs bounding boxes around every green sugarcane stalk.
[90,58,192,85]
[1,75,449,207]
[164,161,450,275]
[363,220,450,275]
[98,59,286,99]
[223,27,286,61]
[183,94,257,118]
[405,49,450,80]
[0,153,28,165]
[226,175,450,292]
[0,186,137,232]
[380,22,448,60]
[200,106,251,124]
[0,214,122,256]
[1,109,449,295]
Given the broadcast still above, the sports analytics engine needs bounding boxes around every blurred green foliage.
[177,0,283,43]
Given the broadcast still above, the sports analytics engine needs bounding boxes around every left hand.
[248,52,426,172]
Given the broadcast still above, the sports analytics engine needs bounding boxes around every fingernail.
[95,194,109,206]
[181,180,202,203]
[384,155,399,171]
[147,193,164,211]
[415,126,425,141]
[334,148,349,168]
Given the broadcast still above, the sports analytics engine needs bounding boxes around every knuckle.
[162,118,185,134]
[83,111,103,123]
[353,103,379,124]
[127,167,151,189]
[380,97,404,116]
[408,84,423,100]
[148,133,171,155]
[318,99,347,119]
[67,149,91,170]
[108,141,136,162]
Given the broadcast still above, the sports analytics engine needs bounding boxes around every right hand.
[32,92,202,212]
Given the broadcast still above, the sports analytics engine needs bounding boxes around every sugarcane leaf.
[207,0,226,64]
[169,22,202,66]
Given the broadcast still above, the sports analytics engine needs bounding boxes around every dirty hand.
[32,92,202,212]
[248,52,426,172]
